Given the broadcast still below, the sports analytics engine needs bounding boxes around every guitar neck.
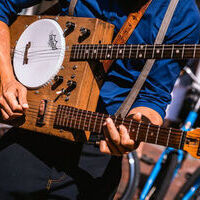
[54,105,186,150]
[70,44,200,60]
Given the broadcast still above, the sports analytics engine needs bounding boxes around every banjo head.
[13,18,66,89]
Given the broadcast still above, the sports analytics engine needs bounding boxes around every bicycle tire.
[149,152,179,200]
[175,167,200,200]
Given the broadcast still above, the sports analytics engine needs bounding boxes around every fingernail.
[23,104,29,108]
[106,118,112,123]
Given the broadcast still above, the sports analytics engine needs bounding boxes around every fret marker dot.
[176,49,180,54]
[132,129,135,132]
[140,45,144,49]
[151,132,154,136]
[85,50,89,54]
[139,53,143,58]
[94,50,97,54]
[156,49,160,54]
[119,50,123,54]
[109,45,112,49]
[107,54,110,58]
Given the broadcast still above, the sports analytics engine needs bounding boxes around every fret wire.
[116,44,120,59]
[193,44,197,58]
[93,112,99,132]
[65,106,71,127]
[99,113,105,133]
[144,44,147,59]
[129,44,132,59]
[91,44,95,59]
[78,109,83,130]
[73,107,79,129]
[152,44,156,59]
[69,107,75,128]
[136,44,139,58]
[145,123,150,142]
[166,128,172,146]
[171,44,174,58]
[135,122,141,141]
[83,110,88,129]
[122,44,126,59]
[161,44,165,58]
[95,44,99,59]
[76,45,80,60]
[87,111,93,131]
[74,45,77,60]
[62,106,67,127]
[83,44,87,60]
[59,105,64,126]
[155,125,160,144]
[54,105,59,126]
[100,44,103,59]
[105,45,109,60]
[79,44,83,60]
[128,119,133,133]
[182,44,185,59]
[114,115,118,126]
[110,45,114,59]
[87,44,90,60]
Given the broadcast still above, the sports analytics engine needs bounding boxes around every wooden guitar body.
[2,16,200,159]
[8,15,114,142]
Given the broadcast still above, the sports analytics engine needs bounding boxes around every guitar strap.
[103,0,152,73]
[115,0,180,117]
[68,0,78,16]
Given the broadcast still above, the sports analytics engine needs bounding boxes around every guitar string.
[24,100,182,136]
[11,45,200,57]
[23,102,184,140]
[22,113,183,146]
[9,108,184,147]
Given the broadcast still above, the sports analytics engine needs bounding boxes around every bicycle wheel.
[148,152,179,200]
[175,167,200,200]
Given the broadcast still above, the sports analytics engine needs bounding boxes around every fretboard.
[70,44,200,60]
[54,105,186,149]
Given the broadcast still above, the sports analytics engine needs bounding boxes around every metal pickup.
[36,100,48,127]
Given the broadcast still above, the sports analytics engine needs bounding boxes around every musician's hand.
[0,79,28,120]
[100,113,143,156]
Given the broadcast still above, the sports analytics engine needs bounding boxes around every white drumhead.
[13,19,65,89]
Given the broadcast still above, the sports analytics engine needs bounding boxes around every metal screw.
[65,97,69,102]
[38,16,41,19]
[61,66,64,70]
[73,65,77,70]
[71,74,76,79]
[35,91,39,94]
[25,25,28,28]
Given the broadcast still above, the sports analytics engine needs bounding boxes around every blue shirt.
[0,0,199,119]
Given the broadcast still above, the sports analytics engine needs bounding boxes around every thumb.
[132,112,142,122]
[18,87,29,109]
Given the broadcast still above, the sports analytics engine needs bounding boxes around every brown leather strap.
[103,0,152,73]
[68,0,78,16]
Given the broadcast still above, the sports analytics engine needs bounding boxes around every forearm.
[0,21,15,83]
[128,106,163,125]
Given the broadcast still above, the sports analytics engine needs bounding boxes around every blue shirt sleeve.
[0,0,42,25]
[131,0,200,119]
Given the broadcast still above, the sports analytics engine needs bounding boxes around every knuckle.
[112,136,119,144]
